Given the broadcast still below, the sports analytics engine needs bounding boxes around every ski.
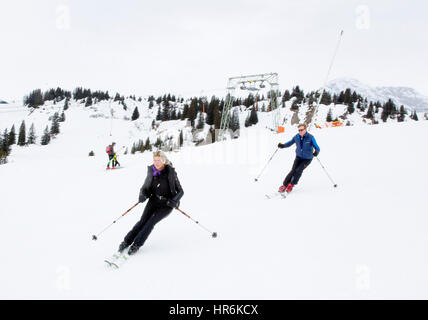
[265,191,290,199]
[104,251,130,269]
[106,166,124,171]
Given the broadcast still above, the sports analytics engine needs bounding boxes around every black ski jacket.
[139,165,184,206]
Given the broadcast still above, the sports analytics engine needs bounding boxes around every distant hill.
[325,78,428,112]
[0,99,8,104]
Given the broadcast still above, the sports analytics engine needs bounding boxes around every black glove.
[138,193,146,203]
[278,143,285,149]
[313,150,319,157]
[166,199,178,209]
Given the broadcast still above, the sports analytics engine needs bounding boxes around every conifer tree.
[229,108,240,134]
[154,137,163,149]
[59,111,66,122]
[179,130,184,147]
[282,90,291,102]
[181,104,189,120]
[156,106,162,121]
[196,112,204,130]
[41,126,51,145]
[0,130,11,164]
[244,114,251,127]
[206,96,219,126]
[320,92,332,105]
[2,129,9,149]
[411,111,419,121]
[249,107,258,125]
[398,105,407,122]
[50,112,60,135]
[63,98,69,111]
[365,105,374,120]
[161,103,170,121]
[1,129,11,151]
[27,123,37,145]
[131,107,140,121]
[188,98,198,126]
[213,104,221,129]
[343,88,352,105]
[144,137,152,151]
[326,108,333,122]
[347,103,355,114]
[24,89,44,108]
[337,91,345,104]
[8,125,16,146]
[17,121,26,146]
[85,96,93,107]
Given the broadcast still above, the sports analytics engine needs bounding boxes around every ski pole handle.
[121,202,140,216]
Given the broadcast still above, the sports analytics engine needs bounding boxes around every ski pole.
[308,30,344,131]
[315,157,338,188]
[92,202,139,241]
[254,148,279,182]
[175,207,217,238]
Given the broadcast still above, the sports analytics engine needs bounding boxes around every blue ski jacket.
[282,133,320,159]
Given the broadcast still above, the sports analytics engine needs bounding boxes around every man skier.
[277,123,320,193]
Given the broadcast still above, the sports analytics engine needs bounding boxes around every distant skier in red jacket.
[106,142,117,169]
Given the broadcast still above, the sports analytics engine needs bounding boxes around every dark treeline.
[278,85,417,123]
[24,87,113,108]
[24,88,71,108]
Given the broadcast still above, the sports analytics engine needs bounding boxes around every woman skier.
[118,151,184,255]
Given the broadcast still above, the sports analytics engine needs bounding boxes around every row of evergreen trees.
[324,98,419,123]
[24,87,120,108]
[24,88,72,108]
[0,108,67,164]
[130,130,185,155]
[0,121,38,164]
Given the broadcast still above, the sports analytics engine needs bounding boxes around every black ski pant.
[124,199,172,248]
[107,154,115,167]
[283,156,312,186]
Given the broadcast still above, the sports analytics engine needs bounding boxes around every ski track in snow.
[0,102,427,299]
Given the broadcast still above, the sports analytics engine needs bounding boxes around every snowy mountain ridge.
[325,78,428,112]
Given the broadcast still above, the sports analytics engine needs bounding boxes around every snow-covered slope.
[326,78,428,112]
[0,97,194,156]
[0,112,427,298]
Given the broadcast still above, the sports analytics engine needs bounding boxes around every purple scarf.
[152,165,162,176]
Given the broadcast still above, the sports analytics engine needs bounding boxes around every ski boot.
[128,244,139,256]
[118,241,129,253]
[286,183,294,193]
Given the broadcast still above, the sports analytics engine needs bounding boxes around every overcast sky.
[1,0,427,101]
